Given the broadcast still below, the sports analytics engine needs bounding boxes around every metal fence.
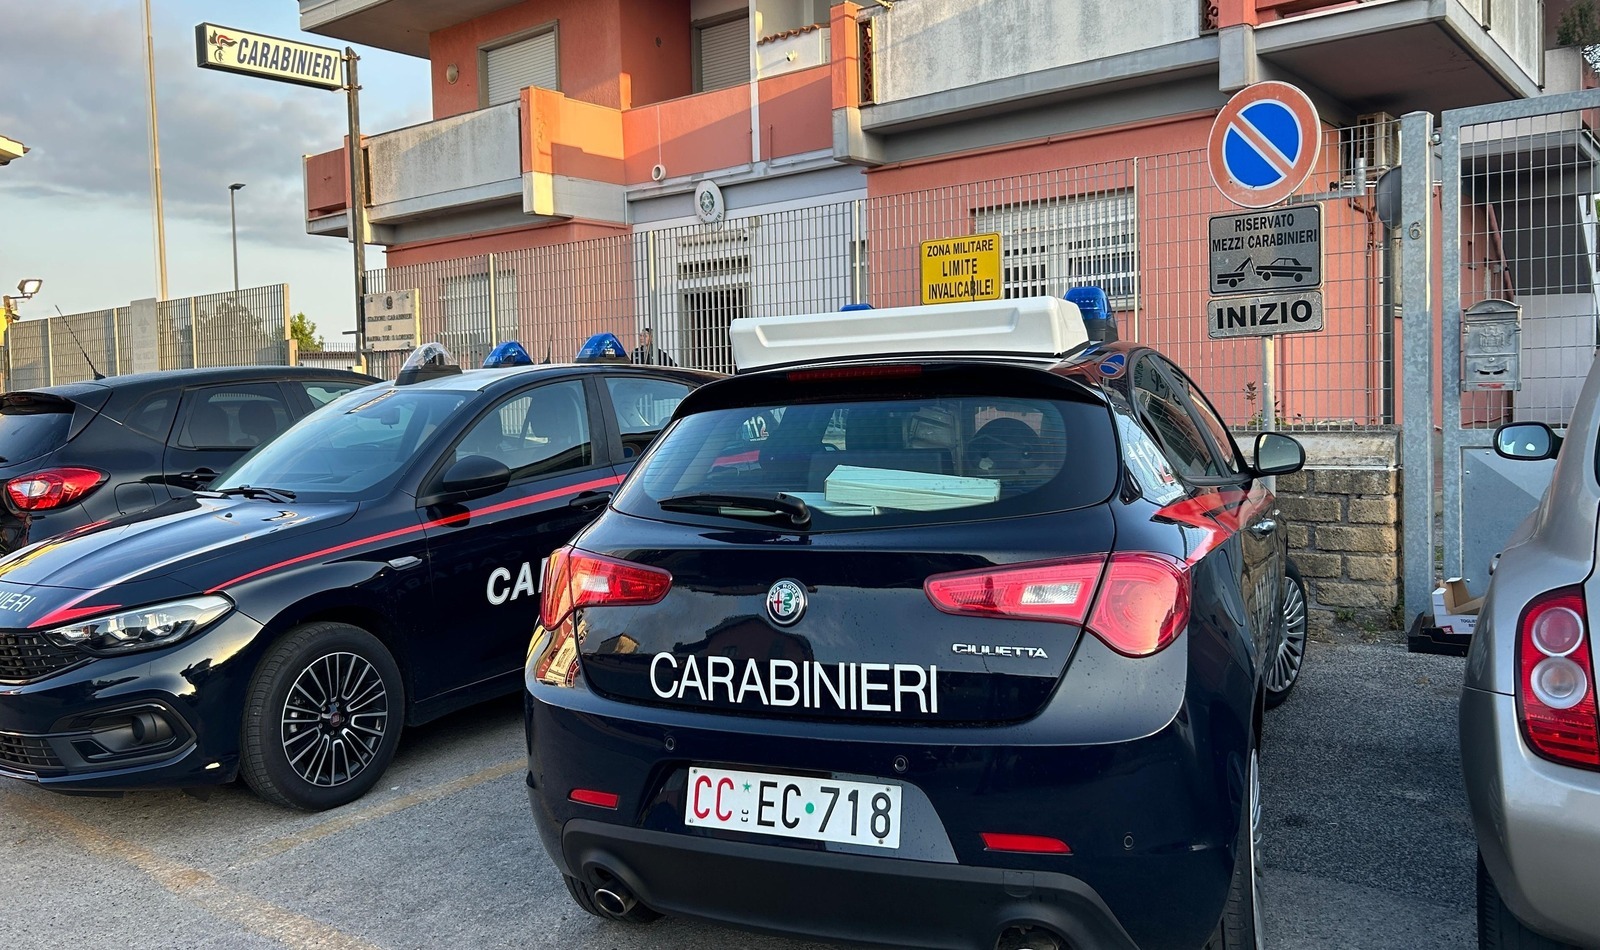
[363,122,1404,431]
[4,284,292,390]
[1451,110,1599,429]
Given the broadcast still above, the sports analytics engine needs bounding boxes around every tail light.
[925,552,1190,657]
[5,468,107,512]
[539,546,673,631]
[1516,587,1600,770]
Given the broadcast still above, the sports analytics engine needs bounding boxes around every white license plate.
[684,766,902,849]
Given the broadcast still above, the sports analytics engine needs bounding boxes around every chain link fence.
[5,284,291,391]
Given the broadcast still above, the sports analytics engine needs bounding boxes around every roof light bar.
[729,296,1090,372]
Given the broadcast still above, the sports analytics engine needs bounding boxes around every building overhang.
[1253,0,1542,115]
[298,0,525,57]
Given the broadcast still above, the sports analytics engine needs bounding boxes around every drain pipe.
[748,0,761,167]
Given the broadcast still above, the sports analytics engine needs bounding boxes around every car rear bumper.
[1461,685,1600,945]
[553,813,1141,950]
[525,689,1243,950]
[0,612,265,791]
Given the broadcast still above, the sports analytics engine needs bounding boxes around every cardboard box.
[1432,578,1482,637]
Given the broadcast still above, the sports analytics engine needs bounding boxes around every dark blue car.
[524,299,1304,950]
[0,356,716,809]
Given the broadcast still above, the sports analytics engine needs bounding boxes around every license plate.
[684,766,902,849]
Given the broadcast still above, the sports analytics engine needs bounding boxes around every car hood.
[0,496,359,629]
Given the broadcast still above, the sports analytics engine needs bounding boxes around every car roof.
[8,365,375,399]
[365,362,723,396]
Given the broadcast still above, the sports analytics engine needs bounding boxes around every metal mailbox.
[1462,298,1522,392]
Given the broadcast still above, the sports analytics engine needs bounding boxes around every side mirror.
[438,454,511,500]
[1253,432,1305,476]
[1494,422,1560,461]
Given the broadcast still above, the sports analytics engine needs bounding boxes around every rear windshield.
[0,396,73,465]
[616,393,1116,530]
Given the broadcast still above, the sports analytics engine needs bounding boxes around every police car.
[524,295,1304,950]
[0,341,717,810]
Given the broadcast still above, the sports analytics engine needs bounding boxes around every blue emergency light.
[575,332,629,363]
[1066,287,1118,343]
[840,302,874,311]
[482,340,534,368]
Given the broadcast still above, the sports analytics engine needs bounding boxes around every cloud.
[0,3,425,249]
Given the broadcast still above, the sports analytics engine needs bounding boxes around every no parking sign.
[1208,81,1321,208]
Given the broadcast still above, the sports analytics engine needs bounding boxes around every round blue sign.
[1098,353,1127,379]
[1208,82,1321,209]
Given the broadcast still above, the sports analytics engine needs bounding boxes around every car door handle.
[386,555,423,571]
[568,490,612,510]
[1249,519,1277,537]
[179,468,219,485]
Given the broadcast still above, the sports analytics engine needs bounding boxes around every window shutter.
[485,31,558,106]
[696,17,749,92]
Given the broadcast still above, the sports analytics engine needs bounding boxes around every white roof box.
[729,297,1089,372]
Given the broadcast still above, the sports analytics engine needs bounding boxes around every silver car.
[1461,367,1600,949]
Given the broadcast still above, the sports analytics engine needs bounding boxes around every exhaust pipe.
[594,887,637,918]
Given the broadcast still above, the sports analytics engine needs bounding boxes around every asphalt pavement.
[0,640,1476,950]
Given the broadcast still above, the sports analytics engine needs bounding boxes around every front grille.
[0,631,85,682]
[0,731,63,774]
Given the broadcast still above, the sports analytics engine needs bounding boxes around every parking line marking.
[6,793,381,950]
[243,758,523,866]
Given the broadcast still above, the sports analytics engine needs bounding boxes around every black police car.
[0,367,375,554]
[524,297,1303,950]
[0,345,716,809]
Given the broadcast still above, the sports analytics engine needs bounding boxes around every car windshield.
[616,393,1117,531]
[215,388,470,501]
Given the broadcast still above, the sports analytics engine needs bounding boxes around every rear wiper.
[196,485,298,504]
[658,491,810,527]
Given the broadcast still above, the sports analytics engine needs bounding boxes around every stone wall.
[1246,431,1403,636]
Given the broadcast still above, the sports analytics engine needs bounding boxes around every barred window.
[975,191,1136,309]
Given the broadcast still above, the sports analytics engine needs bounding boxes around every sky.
[0,0,431,344]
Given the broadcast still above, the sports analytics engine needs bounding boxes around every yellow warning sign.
[919,233,1003,305]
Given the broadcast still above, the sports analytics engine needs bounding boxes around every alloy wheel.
[280,651,390,787]
[1265,574,1307,696]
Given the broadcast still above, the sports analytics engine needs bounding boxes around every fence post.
[283,283,294,365]
[191,297,200,368]
[645,230,661,352]
[488,252,499,344]
[1399,110,1437,625]
[850,200,864,306]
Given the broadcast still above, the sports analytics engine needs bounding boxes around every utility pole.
[345,48,368,360]
[142,0,169,301]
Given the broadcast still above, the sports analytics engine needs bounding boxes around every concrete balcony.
[841,0,1549,166]
[1250,0,1546,114]
[298,0,523,56]
[305,66,834,243]
[304,94,627,245]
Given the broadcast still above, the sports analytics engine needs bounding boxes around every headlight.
[43,595,233,655]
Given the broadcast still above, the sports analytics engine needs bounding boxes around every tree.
[290,312,324,352]
[1559,0,1600,71]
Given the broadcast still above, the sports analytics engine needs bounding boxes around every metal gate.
[1431,89,1600,608]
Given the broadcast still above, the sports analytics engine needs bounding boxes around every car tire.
[1208,747,1264,949]
[240,621,405,811]
[563,874,663,924]
[1265,560,1309,709]
[1478,854,1580,949]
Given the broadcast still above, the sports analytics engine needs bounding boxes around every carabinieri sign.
[195,23,343,91]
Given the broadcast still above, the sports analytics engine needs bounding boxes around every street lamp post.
[229,183,245,292]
